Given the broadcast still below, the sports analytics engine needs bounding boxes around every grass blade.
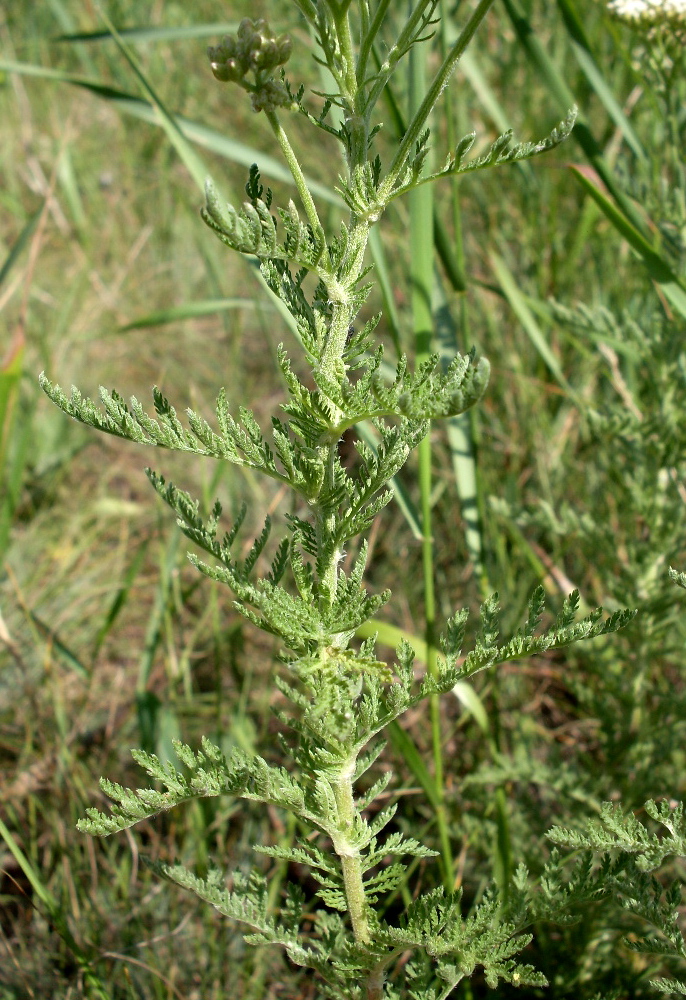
[92,538,149,660]
[434,284,485,585]
[501,0,650,239]
[355,421,423,541]
[0,61,341,206]
[453,681,489,735]
[356,619,428,663]
[95,11,208,191]
[570,166,686,320]
[388,721,441,811]
[56,23,239,44]
[408,30,454,890]
[0,204,43,290]
[119,297,266,331]
[0,817,112,998]
[367,227,402,358]
[554,0,645,161]
[490,250,575,396]
[28,612,90,678]
[0,339,27,559]
[431,4,486,587]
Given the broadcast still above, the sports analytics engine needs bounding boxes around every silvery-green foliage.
[41,4,647,997]
[543,801,686,994]
[493,295,686,809]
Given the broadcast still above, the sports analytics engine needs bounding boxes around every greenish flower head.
[207,17,294,112]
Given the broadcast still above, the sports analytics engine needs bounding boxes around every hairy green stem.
[317,221,370,382]
[331,764,372,946]
[314,445,343,606]
[331,4,359,103]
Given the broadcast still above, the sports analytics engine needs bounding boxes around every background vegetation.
[1,1,685,997]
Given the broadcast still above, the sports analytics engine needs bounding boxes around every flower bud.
[218,35,236,57]
[208,51,245,83]
[250,39,278,70]
[207,18,294,103]
[277,36,293,65]
[237,18,254,41]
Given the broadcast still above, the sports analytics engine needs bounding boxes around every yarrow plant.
[37,4,673,997]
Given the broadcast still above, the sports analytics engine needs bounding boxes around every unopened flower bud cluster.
[207,18,294,112]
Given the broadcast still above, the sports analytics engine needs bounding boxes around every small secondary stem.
[379,0,497,202]
[264,108,330,268]
[409,23,454,890]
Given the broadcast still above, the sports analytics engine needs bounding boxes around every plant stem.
[293,0,317,21]
[408,18,453,890]
[264,108,329,268]
[357,0,393,85]
[331,764,371,945]
[439,0,486,595]
[365,0,439,115]
[331,764,392,1000]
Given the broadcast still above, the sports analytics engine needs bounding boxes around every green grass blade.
[453,681,490,735]
[57,146,87,234]
[119,298,265,331]
[0,339,23,476]
[0,816,112,998]
[434,268,485,586]
[570,166,686,320]
[409,31,454,890]
[355,421,423,540]
[95,11,208,191]
[0,815,58,912]
[0,336,28,559]
[0,204,43,290]
[137,526,181,695]
[0,413,31,560]
[28,612,90,678]
[56,23,239,44]
[554,0,646,161]
[501,0,650,239]
[459,50,512,133]
[356,619,428,663]
[387,721,442,811]
[367,227,402,358]
[92,538,149,660]
[490,250,575,396]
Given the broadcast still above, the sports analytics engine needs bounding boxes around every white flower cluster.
[608,0,686,27]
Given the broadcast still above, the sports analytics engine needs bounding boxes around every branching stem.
[264,108,330,270]
[378,0,497,201]
[365,0,438,116]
